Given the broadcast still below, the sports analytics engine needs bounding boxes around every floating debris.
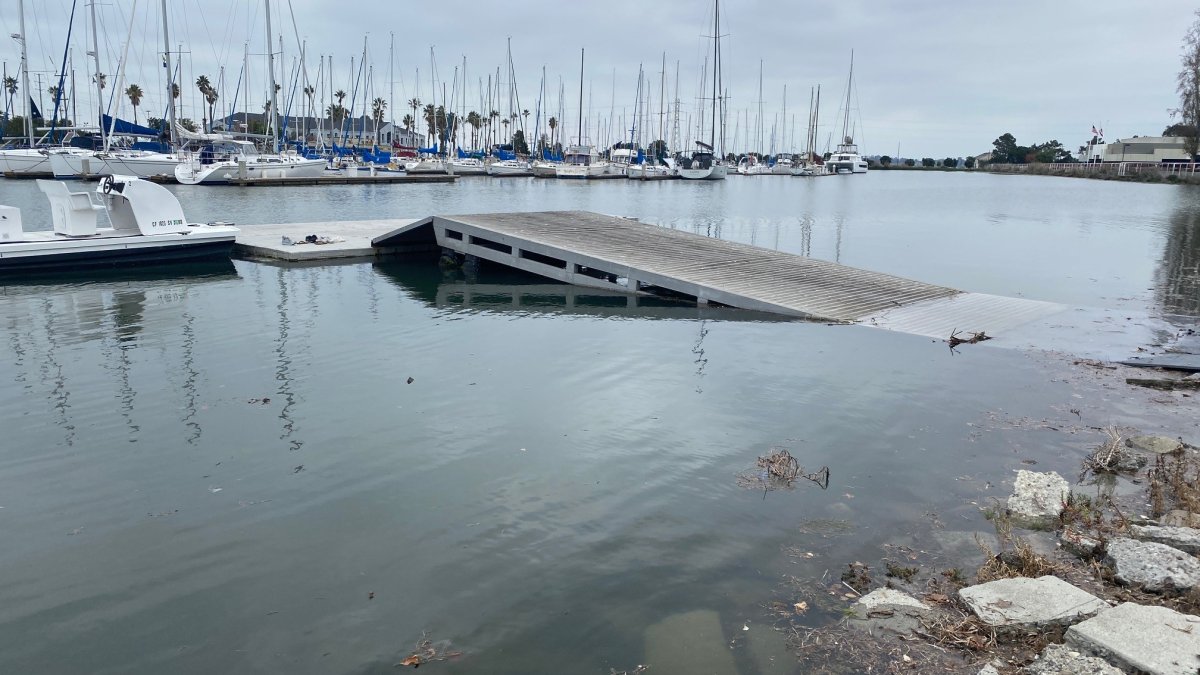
[947,328,993,348]
[395,632,463,668]
[737,447,830,491]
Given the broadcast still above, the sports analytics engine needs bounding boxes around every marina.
[1,0,1199,671]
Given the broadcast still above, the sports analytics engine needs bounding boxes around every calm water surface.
[0,173,1198,674]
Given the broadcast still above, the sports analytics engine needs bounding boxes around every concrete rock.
[978,665,1001,675]
[958,575,1108,629]
[1007,470,1069,529]
[1067,602,1200,675]
[1126,435,1184,455]
[1160,510,1200,528]
[1105,538,1200,592]
[855,588,930,614]
[848,588,931,637]
[1023,643,1123,674]
[1132,525,1200,554]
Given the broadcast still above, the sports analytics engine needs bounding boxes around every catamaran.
[828,51,868,175]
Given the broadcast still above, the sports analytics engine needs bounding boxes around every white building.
[1079,136,1192,163]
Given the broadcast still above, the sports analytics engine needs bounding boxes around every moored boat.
[0,175,238,272]
[174,140,326,184]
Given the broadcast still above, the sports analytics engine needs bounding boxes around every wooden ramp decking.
[374,210,1064,333]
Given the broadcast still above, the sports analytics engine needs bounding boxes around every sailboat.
[555,49,612,179]
[49,0,188,180]
[679,1,728,181]
[0,0,94,178]
[828,51,868,175]
[175,0,325,184]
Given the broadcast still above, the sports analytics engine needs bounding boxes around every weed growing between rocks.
[1147,451,1200,518]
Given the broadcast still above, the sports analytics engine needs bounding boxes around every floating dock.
[233,219,434,261]
[373,211,1066,334]
[150,173,456,186]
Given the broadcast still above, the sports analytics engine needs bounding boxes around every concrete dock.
[233,219,432,261]
[148,173,455,186]
[234,210,1065,338]
[372,210,1066,335]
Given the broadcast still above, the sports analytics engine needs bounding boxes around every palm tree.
[371,97,387,143]
[94,72,107,91]
[489,109,500,145]
[466,111,482,149]
[47,86,60,103]
[3,76,17,116]
[125,84,144,125]
[196,75,219,131]
[171,83,180,100]
[548,116,558,149]
[422,103,436,143]
[325,103,346,128]
[407,97,420,125]
[402,114,414,131]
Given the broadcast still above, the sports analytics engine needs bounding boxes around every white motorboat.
[446,157,488,175]
[49,150,184,179]
[174,140,326,184]
[626,162,673,180]
[0,174,238,272]
[531,160,559,178]
[736,155,771,175]
[555,145,612,179]
[488,159,533,176]
[404,156,449,174]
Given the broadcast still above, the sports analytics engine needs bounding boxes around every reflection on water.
[1159,189,1200,318]
[1,175,1199,674]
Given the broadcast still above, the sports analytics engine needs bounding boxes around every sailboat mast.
[161,0,177,146]
[709,0,719,149]
[577,48,584,143]
[841,50,853,143]
[88,0,103,146]
[265,0,279,151]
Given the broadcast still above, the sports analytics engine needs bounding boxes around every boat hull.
[531,162,559,178]
[50,152,183,179]
[174,158,327,184]
[679,164,728,180]
[0,236,236,274]
[0,149,55,177]
[487,161,533,176]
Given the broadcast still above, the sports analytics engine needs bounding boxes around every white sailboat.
[555,49,612,179]
[828,51,868,175]
[679,1,728,181]
[174,1,326,184]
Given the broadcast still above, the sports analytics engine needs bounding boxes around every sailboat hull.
[679,164,728,181]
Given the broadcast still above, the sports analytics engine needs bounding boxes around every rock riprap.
[1006,470,1069,529]
[958,575,1108,628]
[1105,538,1200,592]
[1066,602,1200,675]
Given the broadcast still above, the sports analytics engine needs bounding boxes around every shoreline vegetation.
[863,162,1200,185]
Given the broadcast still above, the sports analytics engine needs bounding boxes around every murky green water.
[0,173,1197,674]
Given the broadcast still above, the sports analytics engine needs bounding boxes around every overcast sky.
[1,0,1194,157]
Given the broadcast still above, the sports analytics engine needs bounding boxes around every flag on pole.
[1091,125,1098,135]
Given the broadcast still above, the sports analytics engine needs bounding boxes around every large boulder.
[958,575,1107,629]
[1105,538,1200,592]
[1066,602,1200,675]
[1131,525,1200,554]
[1007,470,1069,529]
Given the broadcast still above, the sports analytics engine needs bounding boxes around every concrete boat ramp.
[234,210,1065,340]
